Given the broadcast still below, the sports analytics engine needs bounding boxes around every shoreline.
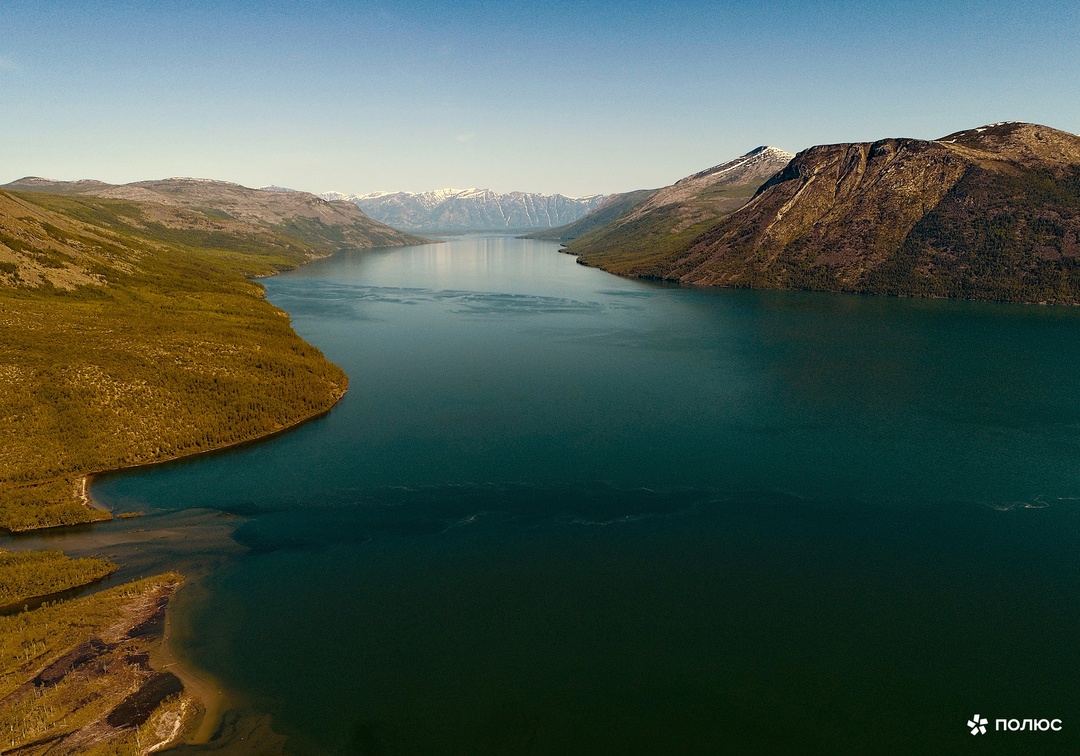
[65,356,350,746]
[0,386,348,538]
[0,573,197,752]
[153,587,230,745]
[0,237,371,537]
[562,245,1080,308]
[77,389,346,521]
[3,372,346,538]
[0,250,357,749]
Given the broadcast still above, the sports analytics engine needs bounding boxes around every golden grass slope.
[0,186,411,531]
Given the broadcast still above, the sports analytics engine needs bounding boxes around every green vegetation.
[0,573,194,754]
[861,165,1080,303]
[0,550,117,608]
[0,190,351,531]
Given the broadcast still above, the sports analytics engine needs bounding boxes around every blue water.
[85,236,1080,753]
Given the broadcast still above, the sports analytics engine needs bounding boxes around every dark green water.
[78,237,1080,752]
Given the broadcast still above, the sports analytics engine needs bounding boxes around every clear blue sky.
[2,0,1078,195]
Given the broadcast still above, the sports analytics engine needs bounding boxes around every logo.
[968,715,988,735]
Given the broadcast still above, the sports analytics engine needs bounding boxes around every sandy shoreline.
[66,390,353,749]
[152,593,229,745]
[71,396,350,744]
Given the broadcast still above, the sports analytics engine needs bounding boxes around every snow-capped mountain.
[623,146,795,222]
[319,188,607,232]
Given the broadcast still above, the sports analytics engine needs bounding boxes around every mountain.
[524,189,658,242]
[325,188,607,232]
[2,176,426,255]
[571,123,1080,304]
[557,146,794,272]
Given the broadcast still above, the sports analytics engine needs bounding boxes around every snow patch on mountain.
[319,188,608,231]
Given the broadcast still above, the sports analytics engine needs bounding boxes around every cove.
[83,235,1080,754]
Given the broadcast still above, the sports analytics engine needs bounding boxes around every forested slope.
[0,186,419,531]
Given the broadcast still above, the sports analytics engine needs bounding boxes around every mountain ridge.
[572,122,1080,305]
[0,180,392,530]
[323,188,607,232]
[1,176,425,252]
[553,146,794,271]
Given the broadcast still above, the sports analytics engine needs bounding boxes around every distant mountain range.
[321,188,607,232]
[559,123,1080,305]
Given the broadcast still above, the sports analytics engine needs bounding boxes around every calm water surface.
[59,237,1080,752]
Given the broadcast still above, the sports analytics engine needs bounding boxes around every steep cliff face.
[583,123,1080,304]
[673,138,970,287]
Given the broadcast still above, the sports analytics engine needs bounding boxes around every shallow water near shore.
[71,236,1080,752]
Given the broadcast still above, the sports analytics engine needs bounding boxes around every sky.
[2,0,1078,196]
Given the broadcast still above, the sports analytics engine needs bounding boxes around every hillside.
[4,176,425,252]
[326,188,607,232]
[0,183,423,532]
[561,147,794,274]
[524,189,657,242]
[577,123,1080,304]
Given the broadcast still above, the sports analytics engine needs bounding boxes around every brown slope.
[2,176,427,252]
[563,146,793,275]
[659,122,1080,303]
[0,191,146,289]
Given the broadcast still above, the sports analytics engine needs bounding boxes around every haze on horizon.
[2,0,1078,197]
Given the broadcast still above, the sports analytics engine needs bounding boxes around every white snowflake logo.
[967,714,988,735]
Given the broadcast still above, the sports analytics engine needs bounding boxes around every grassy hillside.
[0,187,411,531]
[3,176,426,253]
[565,182,761,276]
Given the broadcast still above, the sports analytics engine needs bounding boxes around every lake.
[45,236,1080,752]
